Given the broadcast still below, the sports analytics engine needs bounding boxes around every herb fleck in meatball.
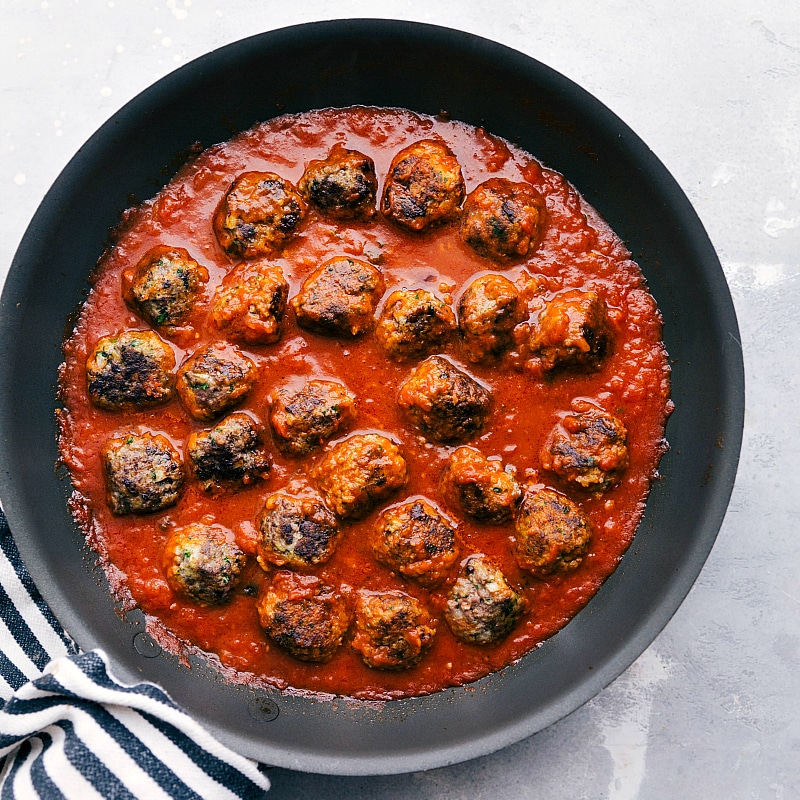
[381,139,465,231]
[213,171,307,259]
[291,256,385,337]
[256,492,341,570]
[176,342,258,422]
[351,590,436,671]
[440,447,521,524]
[397,356,492,444]
[103,432,184,515]
[375,288,457,361]
[187,412,271,494]
[298,143,378,220]
[458,274,521,363]
[268,379,356,457]
[371,498,460,587]
[163,523,246,606]
[460,178,545,261]
[211,262,289,345]
[86,330,175,411]
[313,434,408,520]
[541,408,628,492]
[444,555,525,645]
[514,485,592,577]
[257,572,351,663]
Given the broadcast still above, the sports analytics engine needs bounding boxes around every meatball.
[439,447,521,524]
[256,492,341,570]
[297,143,378,220]
[371,498,460,587]
[257,572,351,663]
[351,590,436,671]
[444,555,525,645]
[187,412,271,494]
[541,408,629,492]
[86,330,175,411]
[375,289,457,361]
[268,379,356,457]
[459,178,546,261]
[211,262,289,345]
[213,171,307,259]
[458,274,521,363]
[514,485,592,577]
[103,432,184,515]
[397,355,492,444]
[312,433,408,520]
[291,256,385,337]
[381,139,465,231]
[163,523,246,606]
[122,245,209,331]
[176,342,258,422]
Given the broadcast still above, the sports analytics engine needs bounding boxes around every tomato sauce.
[57,107,672,700]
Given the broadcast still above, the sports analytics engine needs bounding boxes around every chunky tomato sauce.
[58,107,671,700]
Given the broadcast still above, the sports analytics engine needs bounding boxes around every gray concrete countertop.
[2,1,797,797]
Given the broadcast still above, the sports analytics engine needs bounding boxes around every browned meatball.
[375,289,457,361]
[211,262,289,345]
[86,330,175,411]
[256,492,341,570]
[297,143,378,220]
[458,274,521,363]
[268,379,356,457]
[186,412,271,494]
[257,572,351,663]
[444,555,525,645]
[163,523,246,606]
[313,434,408,520]
[397,356,492,444]
[541,408,629,492]
[351,590,436,670]
[371,498,460,587]
[176,342,258,422]
[291,256,385,337]
[213,171,307,259]
[514,485,592,577]
[381,139,465,231]
[103,432,184,515]
[439,447,521,524]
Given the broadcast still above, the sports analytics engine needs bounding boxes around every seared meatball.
[541,408,628,492]
[187,412,271,494]
[313,434,408,520]
[103,432,184,515]
[268,379,356,457]
[371,498,460,587]
[439,447,521,524]
[213,171,307,259]
[86,330,175,411]
[351,590,436,671]
[381,139,465,231]
[211,262,289,345]
[459,178,545,261]
[163,523,246,606]
[122,245,209,331]
[291,256,385,337]
[444,555,525,645]
[256,492,341,570]
[176,342,258,422]
[375,289,457,361]
[257,572,351,663]
[458,274,521,363]
[298,144,378,220]
[514,485,592,577]
[397,356,492,444]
